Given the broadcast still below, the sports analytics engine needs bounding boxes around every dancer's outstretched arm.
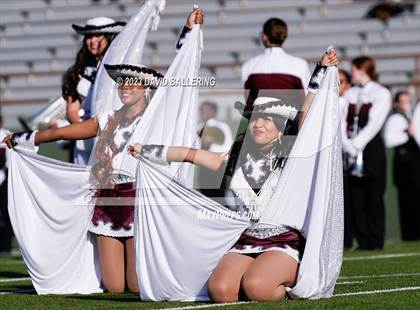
[2,118,98,148]
[128,144,225,171]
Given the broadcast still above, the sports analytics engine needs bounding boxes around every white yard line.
[0,277,30,283]
[344,252,420,261]
[334,286,420,297]
[336,281,364,285]
[159,286,420,309]
[339,272,420,280]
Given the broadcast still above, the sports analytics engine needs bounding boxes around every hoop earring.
[144,87,151,104]
[277,131,282,144]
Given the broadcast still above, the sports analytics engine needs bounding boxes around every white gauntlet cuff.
[11,130,39,153]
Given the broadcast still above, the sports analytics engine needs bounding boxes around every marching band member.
[341,56,391,250]
[384,91,420,241]
[242,18,310,106]
[338,69,354,250]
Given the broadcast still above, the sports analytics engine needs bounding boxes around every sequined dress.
[228,146,306,262]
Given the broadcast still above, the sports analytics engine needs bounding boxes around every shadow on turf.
[0,271,28,278]
[68,294,141,303]
[68,294,211,306]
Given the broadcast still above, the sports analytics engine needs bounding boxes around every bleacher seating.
[0,0,419,128]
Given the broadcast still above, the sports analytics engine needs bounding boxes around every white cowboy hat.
[72,17,126,35]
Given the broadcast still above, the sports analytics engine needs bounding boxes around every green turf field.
[1,241,419,309]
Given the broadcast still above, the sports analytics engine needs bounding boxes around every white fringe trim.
[88,220,133,237]
[230,167,280,216]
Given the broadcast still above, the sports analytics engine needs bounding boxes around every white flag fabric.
[136,160,250,301]
[92,0,166,116]
[118,24,203,183]
[135,67,343,300]
[7,149,101,294]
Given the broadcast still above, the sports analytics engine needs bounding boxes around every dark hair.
[62,34,113,102]
[339,69,351,84]
[352,56,379,81]
[200,101,218,114]
[394,90,410,103]
[263,18,288,46]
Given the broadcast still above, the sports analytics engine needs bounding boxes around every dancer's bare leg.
[125,237,139,293]
[207,253,254,302]
[241,251,299,301]
[97,235,125,293]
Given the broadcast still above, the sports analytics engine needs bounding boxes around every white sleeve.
[351,88,391,151]
[383,114,409,148]
[339,96,358,156]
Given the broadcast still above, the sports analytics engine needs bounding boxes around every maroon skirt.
[230,229,306,261]
[90,182,135,237]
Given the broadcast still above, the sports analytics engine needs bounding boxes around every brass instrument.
[345,95,365,178]
[18,96,67,131]
[18,76,92,131]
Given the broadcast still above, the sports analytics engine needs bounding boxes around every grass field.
[1,241,419,309]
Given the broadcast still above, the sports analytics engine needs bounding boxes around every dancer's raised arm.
[299,48,339,128]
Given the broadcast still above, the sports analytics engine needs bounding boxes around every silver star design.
[244,157,266,184]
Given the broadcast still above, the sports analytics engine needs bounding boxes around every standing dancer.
[64,17,125,164]
[129,50,339,301]
[341,56,391,250]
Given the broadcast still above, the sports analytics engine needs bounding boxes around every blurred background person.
[0,114,13,254]
[338,69,354,250]
[341,56,391,250]
[198,101,233,153]
[197,101,233,200]
[240,17,310,157]
[339,69,352,99]
[241,17,310,102]
[384,91,420,241]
